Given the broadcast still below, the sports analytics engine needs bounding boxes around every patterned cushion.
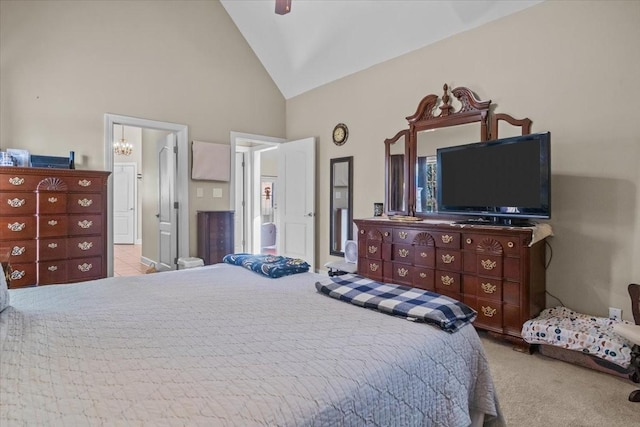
[315,274,477,333]
[223,253,310,278]
[522,306,634,368]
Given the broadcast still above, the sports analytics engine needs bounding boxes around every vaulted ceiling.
[220,0,543,99]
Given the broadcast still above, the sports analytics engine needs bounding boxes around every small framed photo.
[7,149,30,167]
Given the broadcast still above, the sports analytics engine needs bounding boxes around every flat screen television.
[436,131,550,226]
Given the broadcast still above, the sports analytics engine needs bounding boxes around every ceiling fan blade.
[275,0,292,15]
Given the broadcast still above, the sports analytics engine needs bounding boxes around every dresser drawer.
[413,267,434,291]
[475,298,503,331]
[392,228,418,244]
[431,231,460,249]
[6,262,37,288]
[38,238,68,261]
[67,176,106,192]
[464,233,521,256]
[68,215,103,235]
[38,215,69,238]
[391,243,413,265]
[68,236,103,258]
[0,192,36,215]
[391,263,413,286]
[0,216,36,240]
[68,256,103,282]
[359,258,383,280]
[435,249,461,271]
[5,240,36,263]
[464,275,502,302]
[363,239,383,260]
[67,193,103,214]
[435,270,460,293]
[413,245,435,267]
[477,254,503,278]
[37,261,68,285]
[0,174,41,191]
[37,192,68,214]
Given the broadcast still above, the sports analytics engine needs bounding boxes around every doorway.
[104,114,189,277]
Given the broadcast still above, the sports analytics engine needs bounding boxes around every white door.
[277,137,316,271]
[234,151,245,252]
[113,163,136,244]
[157,134,178,271]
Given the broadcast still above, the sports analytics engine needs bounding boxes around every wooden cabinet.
[354,218,547,344]
[197,211,234,265]
[0,167,110,288]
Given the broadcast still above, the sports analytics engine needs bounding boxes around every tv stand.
[455,217,535,228]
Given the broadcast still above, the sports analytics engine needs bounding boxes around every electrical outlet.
[609,307,622,320]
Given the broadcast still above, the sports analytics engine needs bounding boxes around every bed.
[1,263,504,426]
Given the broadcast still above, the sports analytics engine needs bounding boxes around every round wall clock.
[332,123,349,146]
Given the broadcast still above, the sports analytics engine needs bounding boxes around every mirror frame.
[383,83,533,218]
[329,156,353,257]
[384,129,410,216]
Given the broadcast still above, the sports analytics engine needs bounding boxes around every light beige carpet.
[481,335,638,426]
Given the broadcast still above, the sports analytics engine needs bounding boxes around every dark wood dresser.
[354,218,548,344]
[197,210,234,265]
[0,166,110,288]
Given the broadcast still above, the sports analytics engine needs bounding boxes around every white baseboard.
[141,256,155,267]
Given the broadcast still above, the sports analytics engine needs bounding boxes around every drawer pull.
[397,267,409,277]
[419,272,427,278]
[481,259,497,270]
[466,238,472,244]
[7,222,25,232]
[481,282,497,294]
[78,179,92,187]
[78,242,93,251]
[398,248,409,258]
[48,220,58,226]
[360,229,365,234]
[384,232,390,237]
[77,198,93,207]
[441,275,454,286]
[48,197,58,203]
[398,231,408,239]
[10,270,25,280]
[78,263,93,272]
[482,306,497,318]
[441,254,455,264]
[369,263,379,272]
[7,198,25,208]
[8,177,25,186]
[11,246,25,256]
[48,242,58,249]
[368,245,378,254]
[48,265,58,272]
[420,252,428,258]
[441,234,453,244]
[78,220,93,229]
[507,241,514,248]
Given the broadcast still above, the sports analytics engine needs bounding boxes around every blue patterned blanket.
[223,253,310,278]
[315,274,477,333]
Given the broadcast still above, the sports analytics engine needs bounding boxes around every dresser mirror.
[330,156,353,256]
[384,130,409,215]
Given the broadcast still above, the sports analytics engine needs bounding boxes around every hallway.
[113,244,147,277]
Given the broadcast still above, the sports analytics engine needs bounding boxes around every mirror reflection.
[330,156,353,256]
[414,123,486,216]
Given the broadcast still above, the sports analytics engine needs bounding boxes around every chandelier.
[113,125,133,156]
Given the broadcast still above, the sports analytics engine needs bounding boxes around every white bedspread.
[1,264,504,426]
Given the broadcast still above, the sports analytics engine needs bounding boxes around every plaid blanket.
[223,253,310,278]
[315,274,477,333]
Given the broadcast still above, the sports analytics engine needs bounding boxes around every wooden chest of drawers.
[197,211,234,265]
[354,218,548,343]
[0,167,110,288]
